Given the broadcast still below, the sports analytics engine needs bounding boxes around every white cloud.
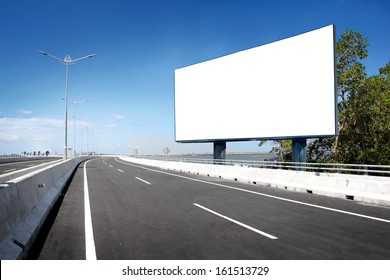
[112,114,125,119]
[104,123,117,128]
[19,109,34,115]
[0,117,63,153]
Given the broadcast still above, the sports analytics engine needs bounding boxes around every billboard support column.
[213,141,226,162]
[292,138,307,169]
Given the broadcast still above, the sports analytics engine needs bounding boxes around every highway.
[31,157,390,260]
[0,158,60,178]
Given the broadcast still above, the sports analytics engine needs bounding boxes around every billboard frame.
[174,25,338,161]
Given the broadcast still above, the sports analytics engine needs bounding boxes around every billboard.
[174,25,337,143]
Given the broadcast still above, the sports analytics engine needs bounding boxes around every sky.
[0,0,389,155]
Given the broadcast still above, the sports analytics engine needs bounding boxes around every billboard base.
[292,138,307,165]
[213,141,226,161]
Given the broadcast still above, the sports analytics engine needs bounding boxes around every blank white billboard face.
[174,25,337,142]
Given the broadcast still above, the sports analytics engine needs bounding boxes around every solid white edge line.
[194,203,278,240]
[84,160,97,260]
[117,169,124,173]
[135,176,151,185]
[115,157,390,224]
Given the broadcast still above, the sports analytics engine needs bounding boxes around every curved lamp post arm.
[38,51,64,63]
[72,54,96,63]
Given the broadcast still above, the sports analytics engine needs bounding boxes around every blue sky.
[0,0,389,155]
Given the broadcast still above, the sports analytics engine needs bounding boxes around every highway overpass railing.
[133,155,390,176]
[119,155,390,208]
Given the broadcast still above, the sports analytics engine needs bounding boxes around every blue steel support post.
[292,138,307,168]
[213,141,226,163]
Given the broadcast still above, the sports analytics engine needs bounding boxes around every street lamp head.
[72,98,90,105]
[38,51,48,55]
[64,55,72,63]
[88,54,96,58]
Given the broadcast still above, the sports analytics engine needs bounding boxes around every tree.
[333,29,368,161]
[307,138,334,163]
[309,60,389,165]
[259,140,291,161]
[337,62,390,164]
[162,147,171,158]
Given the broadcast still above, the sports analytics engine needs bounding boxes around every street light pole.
[72,99,90,157]
[39,51,96,160]
[79,116,90,155]
[64,61,69,160]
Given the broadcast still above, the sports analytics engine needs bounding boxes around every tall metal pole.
[64,61,69,160]
[80,119,83,155]
[38,51,96,160]
[73,104,77,157]
[86,125,89,155]
[79,117,90,155]
[72,99,89,157]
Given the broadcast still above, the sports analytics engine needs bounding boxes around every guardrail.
[0,155,23,159]
[0,156,62,164]
[134,155,390,176]
[120,156,390,207]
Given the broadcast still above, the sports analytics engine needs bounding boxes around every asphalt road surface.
[32,157,390,260]
[0,158,60,176]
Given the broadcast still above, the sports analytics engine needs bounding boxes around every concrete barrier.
[119,156,390,206]
[0,157,92,259]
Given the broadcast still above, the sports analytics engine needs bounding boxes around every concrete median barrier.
[0,157,92,259]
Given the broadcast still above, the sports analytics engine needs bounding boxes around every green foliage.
[336,30,368,118]
[333,29,368,162]
[307,138,334,163]
[259,140,291,161]
[337,63,390,164]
